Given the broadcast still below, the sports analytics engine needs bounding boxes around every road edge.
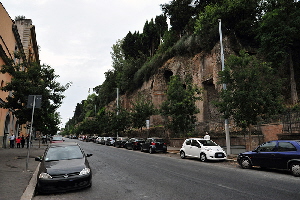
[20,163,40,200]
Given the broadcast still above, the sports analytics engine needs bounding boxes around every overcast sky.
[1,0,170,128]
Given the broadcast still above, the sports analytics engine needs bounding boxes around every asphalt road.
[34,139,300,200]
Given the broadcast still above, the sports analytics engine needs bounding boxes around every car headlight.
[39,172,52,179]
[79,167,91,175]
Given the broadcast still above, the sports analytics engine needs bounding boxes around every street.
[34,139,300,200]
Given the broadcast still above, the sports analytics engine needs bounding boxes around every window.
[278,142,296,152]
[185,139,191,145]
[191,140,198,146]
[198,140,218,146]
[256,141,277,152]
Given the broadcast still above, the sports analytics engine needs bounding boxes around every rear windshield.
[45,145,83,161]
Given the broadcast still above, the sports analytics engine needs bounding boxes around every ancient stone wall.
[111,37,235,134]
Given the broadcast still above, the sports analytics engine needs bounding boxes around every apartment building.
[0,3,39,148]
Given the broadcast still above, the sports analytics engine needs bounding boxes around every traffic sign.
[27,95,42,108]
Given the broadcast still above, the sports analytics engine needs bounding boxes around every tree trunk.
[248,125,252,151]
[289,53,298,104]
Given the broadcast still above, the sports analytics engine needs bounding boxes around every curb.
[20,163,40,200]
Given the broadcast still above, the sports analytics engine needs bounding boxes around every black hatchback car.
[35,142,93,193]
[237,140,300,176]
[140,137,167,153]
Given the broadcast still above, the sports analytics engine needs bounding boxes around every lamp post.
[219,19,231,155]
[116,88,119,138]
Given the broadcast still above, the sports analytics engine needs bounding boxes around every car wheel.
[149,148,154,154]
[290,163,300,177]
[180,151,185,159]
[240,158,252,169]
[200,153,207,162]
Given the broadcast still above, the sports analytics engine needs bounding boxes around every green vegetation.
[214,51,283,148]
[161,75,201,137]
[131,93,156,132]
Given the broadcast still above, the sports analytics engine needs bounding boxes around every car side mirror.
[86,154,93,157]
[196,143,201,148]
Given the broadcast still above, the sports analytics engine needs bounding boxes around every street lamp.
[219,19,231,155]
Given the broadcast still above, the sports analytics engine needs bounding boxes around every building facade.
[0,3,39,148]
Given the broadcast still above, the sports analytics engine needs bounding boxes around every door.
[183,139,192,156]
[273,142,298,169]
[189,139,201,158]
[251,141,277,168]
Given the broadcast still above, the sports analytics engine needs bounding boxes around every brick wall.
[260,123,282,141]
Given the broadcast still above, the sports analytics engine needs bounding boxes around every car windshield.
[45,145,83,161]
[198,140,218,146]
[154,139,164,143]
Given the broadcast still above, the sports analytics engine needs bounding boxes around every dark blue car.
[237,140,300,176]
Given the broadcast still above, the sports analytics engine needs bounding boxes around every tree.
[94,70,118,107]
[130,93,156,132]
[214,51,283,150]
[83,93,98,118]
[154,14,168,43]
[77,118,99,136]
[161,0,196,37]
[106,108,131,136]
[0,61,70,131]
[194,0,260,50]
[143,19,160,57]
[256,0,300,104]
[161,75,201,137]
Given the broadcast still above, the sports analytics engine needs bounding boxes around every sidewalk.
[0,140,47,200]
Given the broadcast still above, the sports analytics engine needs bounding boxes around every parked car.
[50,135,64,143]
[237,140,300,176]
[105,137,117,146]
[95,137,103,144]
[35,142,93,193]
[114,137,129,148]
[100,137,110,145]
[140,137,167,153]
[180,138,227,162]
[125,138,145,150]
[85,136,94,142]
[69,135,77,139]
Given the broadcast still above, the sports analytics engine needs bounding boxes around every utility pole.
[218,19,231,155]
[116,88,119,138]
